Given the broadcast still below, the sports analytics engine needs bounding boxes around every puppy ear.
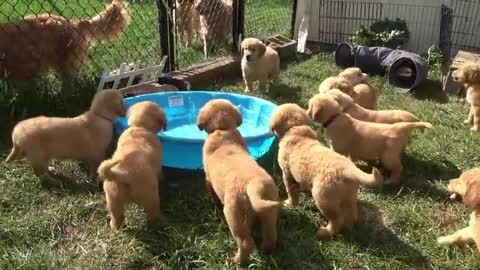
[117,100,126,117]
[233,107,242,127]
[306,104,320,121]
[330,90,354,109]
[258,42,267,57]
[464,181,480,209]
[466,67,480,83]
[269,119,278,135]
[197,118,206,131]
[196,109,207,131]
[158,109,167,131]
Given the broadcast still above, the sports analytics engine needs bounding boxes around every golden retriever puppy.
[5,90,125,177]
[452,63,480,131]
[338,67,377,110]
[328,89,418,124]
[176,0,201,46]
[307,93,433,185]
[270,104,382,238]
[318,76,353,94]
[98,101,166,229]
[438,168,480,253]
[194,0,232,59]
[0,0,130,79]
[197,99,279,265]
[241,37,280,93]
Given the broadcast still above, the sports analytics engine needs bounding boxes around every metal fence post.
[290,0,298,39]
[157,0,176,71]
[232,0,245,54]
[439,5,453,72]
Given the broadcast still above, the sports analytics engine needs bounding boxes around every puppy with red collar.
[307,92,433,185]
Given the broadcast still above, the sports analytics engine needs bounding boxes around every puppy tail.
[77,0,131,45]
[402,113,419,123]
[346,166,383,189]
[97,158,125,182]
[5,145,23,162]
[246,182,280,214]
[394,121,434,134]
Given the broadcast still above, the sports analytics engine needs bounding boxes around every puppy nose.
[246,55,251,61]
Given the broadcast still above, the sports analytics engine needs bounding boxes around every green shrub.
[351,18,410,49]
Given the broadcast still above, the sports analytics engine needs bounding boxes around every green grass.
[1,56,480,269]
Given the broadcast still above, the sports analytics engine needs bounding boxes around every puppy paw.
[471,126,480,132]
[282,199,295,207]
[39,175,60,186]
[437,236,450,245]
[244,87,251,93]
[384,177,401,186]
[317,227,333,239]
[464,119,472,124]
[262,241,276,254]
[48,166,56,173]
[233,253,248,265]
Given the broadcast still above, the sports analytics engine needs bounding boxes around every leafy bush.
[351,18,410,49]
[427,44,443,78]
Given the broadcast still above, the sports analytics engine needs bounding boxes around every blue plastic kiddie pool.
[113,91,278,170]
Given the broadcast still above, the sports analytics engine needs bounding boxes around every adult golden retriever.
[176,0,201,46]
[0,0,130,80]
[194,0,232,59]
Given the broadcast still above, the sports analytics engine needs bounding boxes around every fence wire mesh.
[174,0,294,69]
[244,0,293,39]
[174,0,234,69]
[450,0,480,53]
[0,0,162,118]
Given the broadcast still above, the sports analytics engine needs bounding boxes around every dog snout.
[245,54,252,61]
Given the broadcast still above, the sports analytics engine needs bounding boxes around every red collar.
[322,113,340,128]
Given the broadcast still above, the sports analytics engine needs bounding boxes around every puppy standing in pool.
[197,99,279,265]
[241,37,280,93]
[5,90,125,178]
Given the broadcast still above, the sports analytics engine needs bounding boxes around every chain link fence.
[244,0,293,39]
[0,0,297,122]
[0,0,162,118]
[174,0,234,69]
[449,0,480,53]
[173,0,294,69]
